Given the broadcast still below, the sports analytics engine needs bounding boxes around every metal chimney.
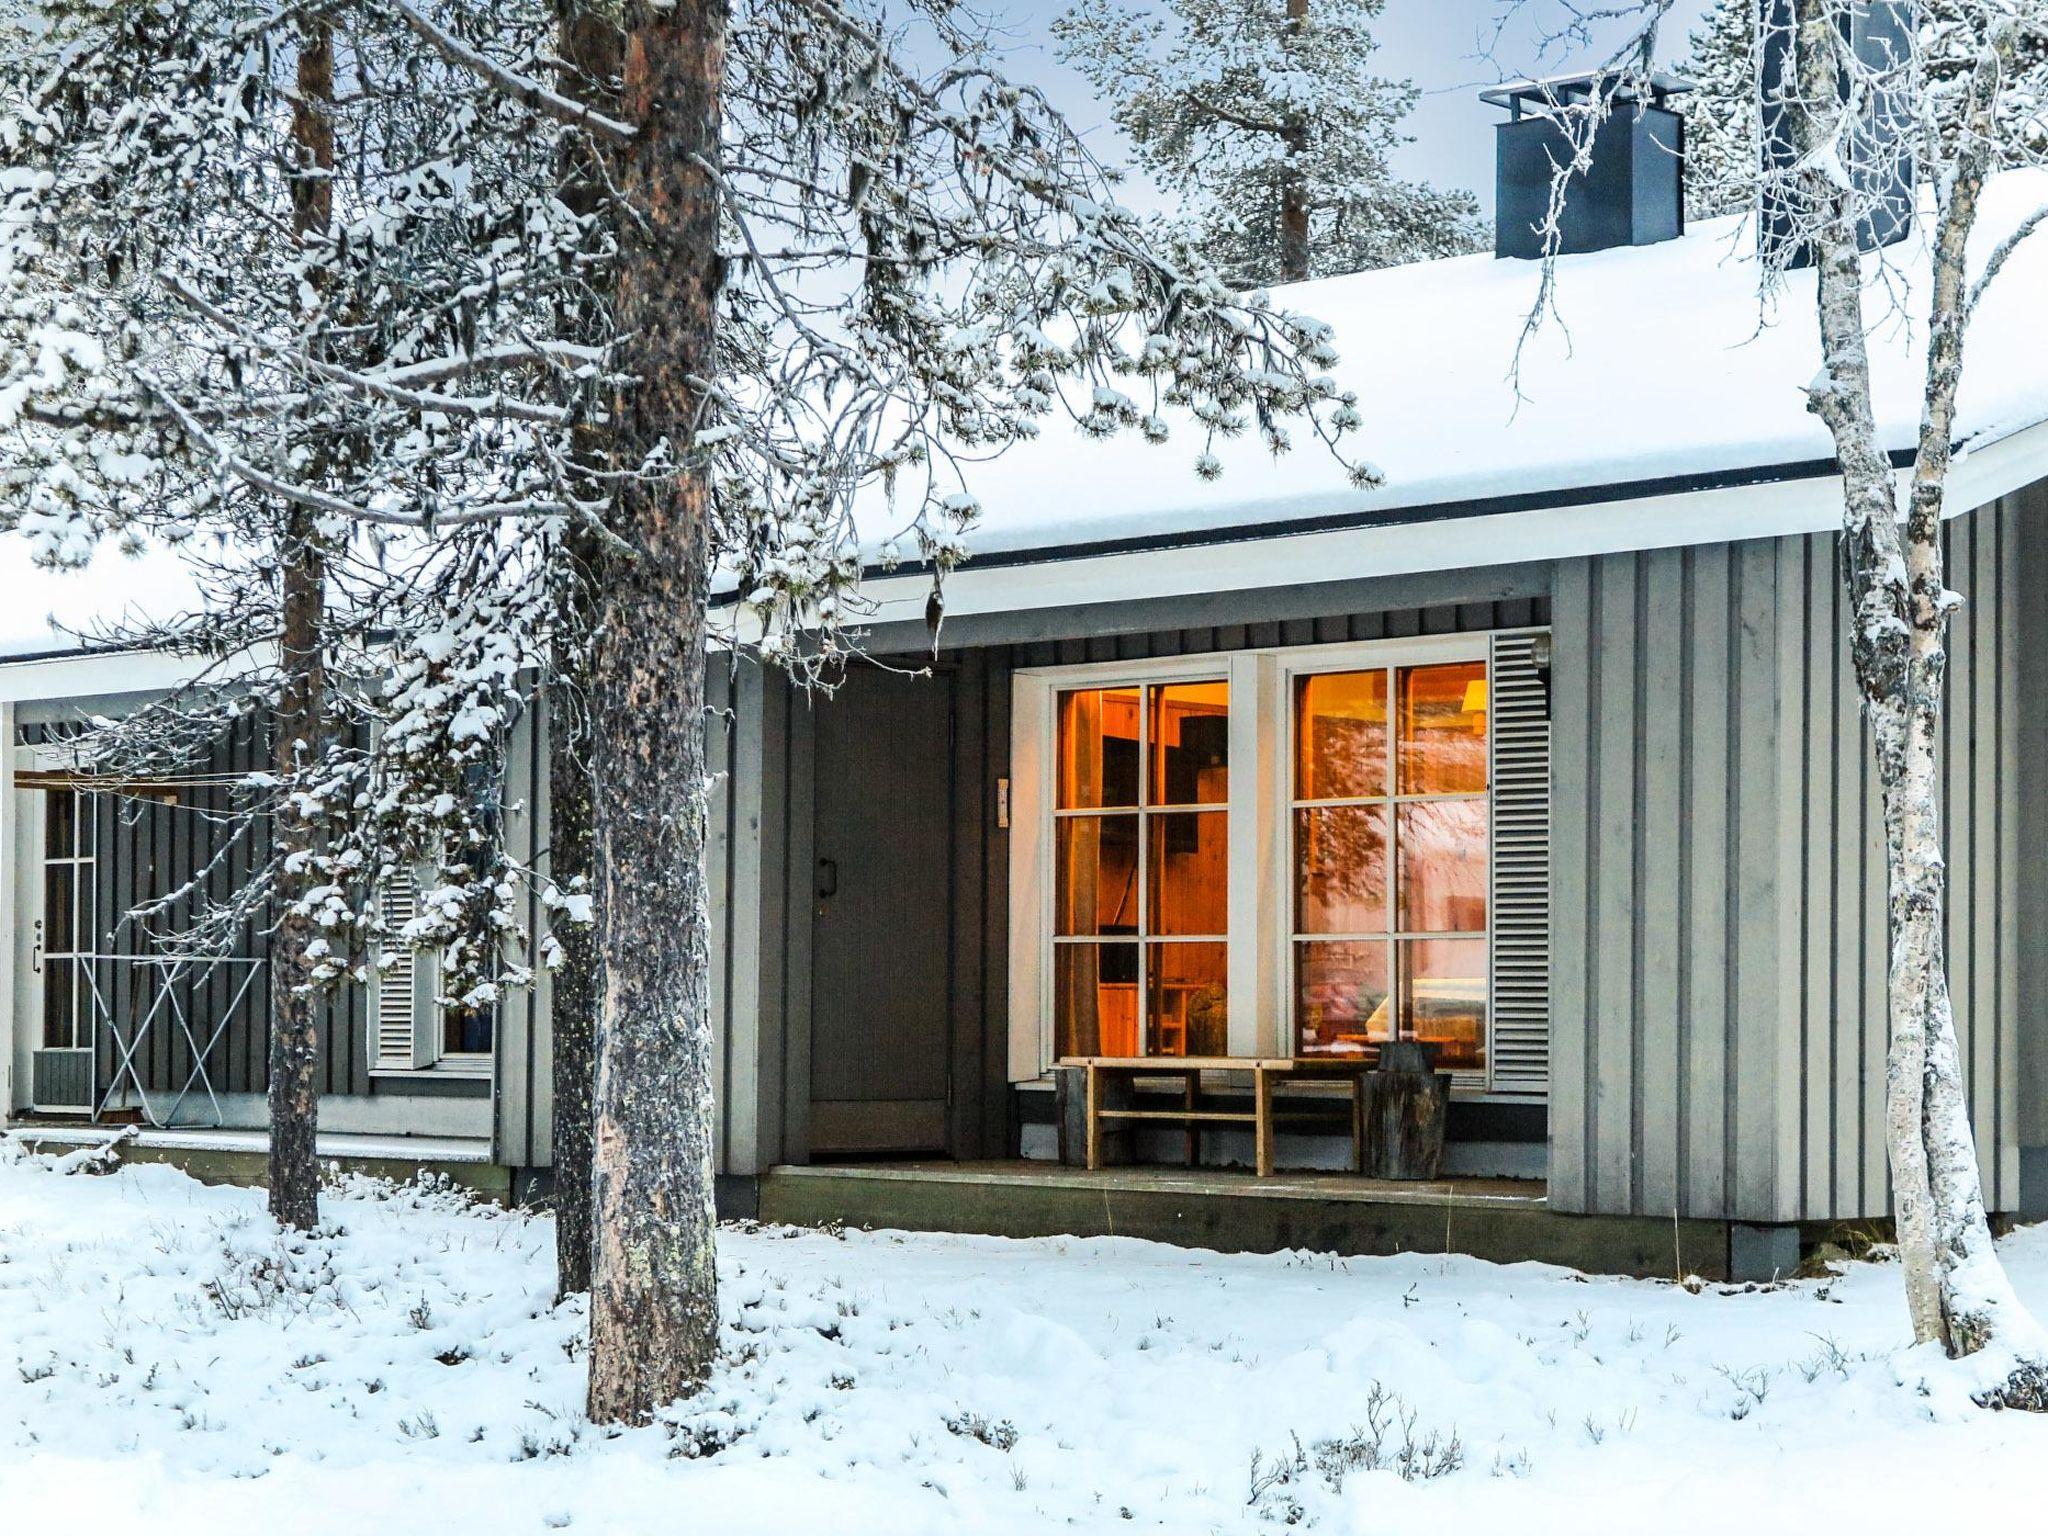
[1484,71,1693,261]
[1759,0,1919,266]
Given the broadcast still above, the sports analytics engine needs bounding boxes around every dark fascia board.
[0,638,159,668]
[712,445,1922,605]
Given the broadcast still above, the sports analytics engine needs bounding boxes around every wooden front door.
[808,666,953,1154]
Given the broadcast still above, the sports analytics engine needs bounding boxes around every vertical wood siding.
[1551,500,2028,1222]
[2017,482,2048,1182]
[493,691,551,1166]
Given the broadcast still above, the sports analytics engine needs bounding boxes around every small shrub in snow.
[512,1423,583,1462]
[1248,1385,1465,1523]
[326,1170,495,1219]
[1715,1364,1775,1420]
[943,1411,1019,1452]
[1797,1336,1871,1383]
[665,1409,749,1461]
[201,1238,343,1322]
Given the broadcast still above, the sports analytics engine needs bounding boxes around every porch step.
[756,1160,1737,1281]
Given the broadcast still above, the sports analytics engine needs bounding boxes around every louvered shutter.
[1488,632,1551,1096]
[374,869,423,1069]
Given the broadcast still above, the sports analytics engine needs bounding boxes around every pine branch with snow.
[0,0,609,1230]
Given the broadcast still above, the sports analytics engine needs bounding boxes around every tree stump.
[1359,1043,1450,1179]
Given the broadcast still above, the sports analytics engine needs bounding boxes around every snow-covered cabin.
[7,74,2048,1275]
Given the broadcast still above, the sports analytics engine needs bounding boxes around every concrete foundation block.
[1729,1222,1802,1282]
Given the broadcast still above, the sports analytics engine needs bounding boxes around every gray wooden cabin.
[8,97,2048,1274]
[690,116,2048,1271]
[8,478,2045,1261]
[702,480,2048,1241]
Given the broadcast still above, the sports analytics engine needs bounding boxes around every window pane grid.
[1291,929,1488,941]
[1293,791,1482,808]
[1054,680,1227,1058]
[42,791,99,1053]
[1293,662,1489,1069]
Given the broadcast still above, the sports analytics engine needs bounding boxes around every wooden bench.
[1065,1055,1380,1177]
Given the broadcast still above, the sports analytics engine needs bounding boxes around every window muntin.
[1293,661,1489,1069]
[1053,680,1228,1058]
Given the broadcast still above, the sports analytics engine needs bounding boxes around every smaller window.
[1293,661,1489,1069]
[1052,679,1228,1058]
[40,791,96,1052]
[443,997,495,1057]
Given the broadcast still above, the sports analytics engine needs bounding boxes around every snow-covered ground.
[2,1154,2043,1534]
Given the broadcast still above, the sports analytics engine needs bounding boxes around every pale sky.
[974,0,1718,215]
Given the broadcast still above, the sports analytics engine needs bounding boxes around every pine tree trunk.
[584,3,725,1424]
[268,12,334,1234]
[548,530,600,1301]
[547,0,621,1306]
[1279,0,1311,282]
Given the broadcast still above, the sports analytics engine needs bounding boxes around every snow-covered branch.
[388,0,638,143]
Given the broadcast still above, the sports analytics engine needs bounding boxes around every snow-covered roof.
[0,537,197,663]
[11,172,2048,673]
[928,166,2048,569]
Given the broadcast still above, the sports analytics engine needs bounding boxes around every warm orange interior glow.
[1295,662,1489,1068]
[1055,680,1229,1059]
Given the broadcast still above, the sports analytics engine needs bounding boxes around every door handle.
[29,918,40,975]
[816,858,838,899]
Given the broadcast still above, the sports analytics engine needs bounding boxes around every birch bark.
[1790,0,2048,1402]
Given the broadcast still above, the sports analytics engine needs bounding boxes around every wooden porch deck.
[756,1160,1734,1280]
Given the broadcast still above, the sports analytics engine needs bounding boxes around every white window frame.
[1009,631,1518,1094]
[1275,635,1491,1092]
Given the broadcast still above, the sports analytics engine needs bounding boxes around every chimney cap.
[1480,70,1694,119]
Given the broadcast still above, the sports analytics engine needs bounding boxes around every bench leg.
[1255,1067,1275,1177]
[1086,1063,1101,1172]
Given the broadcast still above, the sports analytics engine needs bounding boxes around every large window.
[1052,681,1229,1058]
[1015,634,1534,1089]
[1293,662,1489,1068]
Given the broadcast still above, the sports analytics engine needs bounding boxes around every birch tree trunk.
[584,2,725,1423]
[1790,0,2048,1403]
[267,11,335,1234]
